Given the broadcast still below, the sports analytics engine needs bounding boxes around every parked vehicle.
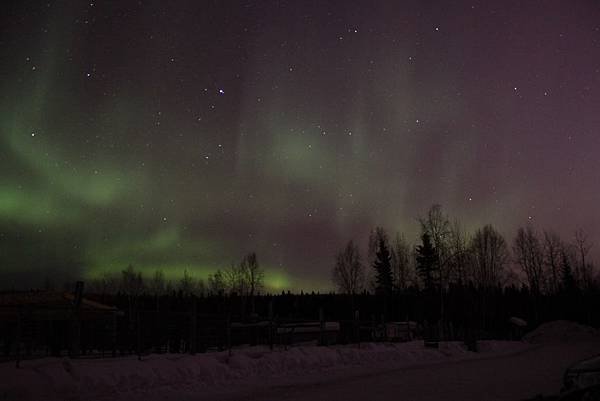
[558,384,600,401]
[525,354,600,400]
[563,355,600,391]
[560,355,600,400]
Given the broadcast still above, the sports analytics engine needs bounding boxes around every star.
[3,0,599,294]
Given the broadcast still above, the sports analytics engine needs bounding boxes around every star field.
[1,0,599,290]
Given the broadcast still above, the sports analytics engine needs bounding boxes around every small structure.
[276,321,340,345]
[508,316,528,340]
[385,321,419,342]
[0,290,120,362]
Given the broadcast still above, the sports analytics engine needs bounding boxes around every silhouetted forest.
[77,205,598,299]
[2,205,599,361]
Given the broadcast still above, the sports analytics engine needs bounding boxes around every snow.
[0,340,529,401]
[2,321,599,401]
[509,316,528,327]
[276,321,340,334]
[523,320,600,344]
[243,342,600,401]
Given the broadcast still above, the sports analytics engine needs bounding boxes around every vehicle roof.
[568,355,600,372]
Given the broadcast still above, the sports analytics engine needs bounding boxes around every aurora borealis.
[1,1,599,291]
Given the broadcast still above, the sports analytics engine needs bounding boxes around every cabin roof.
[0,291,118,311]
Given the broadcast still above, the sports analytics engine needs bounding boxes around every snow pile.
[0,341,529,401]
[524,320,600,344]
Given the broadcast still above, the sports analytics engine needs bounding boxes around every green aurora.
[1,1,599,291]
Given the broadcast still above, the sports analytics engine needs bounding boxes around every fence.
[2,287,599,365]
[0,304,423,365]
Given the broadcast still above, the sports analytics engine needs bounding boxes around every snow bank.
[524,320,600,344]
[0,341,529,401]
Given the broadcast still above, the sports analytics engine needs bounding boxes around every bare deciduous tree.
[91,271,118,296]
[543,231,562,294]
[332,240,365,295]
[391,233,414,291]
[240,252,263,314]
[419,204,452,289]
[560,246,578,293]
[419,205,451,252]
[241,252,264,298]
[121,264,144,297]
[207,270,225,295]
[448,220,470,286]
[149,269,166,296]
[208,253,264,298]
[121,264,144,326]
[178,268,199,296]
[470,225,508,289]
[513,227,544,294]
[223,263,246,295]
[574,228,594,289]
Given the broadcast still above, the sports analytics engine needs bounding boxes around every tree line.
[86,252,264,298]
[332,204,597,297]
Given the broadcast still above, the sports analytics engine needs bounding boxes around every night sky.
[1,0,599,291]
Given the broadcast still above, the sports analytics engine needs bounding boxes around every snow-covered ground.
[231,342,600,401]
[1,321,599,401]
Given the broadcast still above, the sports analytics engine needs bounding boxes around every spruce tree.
[416,233,438,290]
[373,236,393,296]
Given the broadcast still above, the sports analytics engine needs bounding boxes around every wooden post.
[227,314,232,356]
[371,314,375,341]
[136,310,142,360]
[319,307,324,346]
[15,308,22,368]
[111,312,117,358]
[268,300,273,351]
[354,310,360,347]
[72,313,82,357]
[190,296,197,355]
[70,281,84,358]
[73,281,84,308]
[155,294,160,353]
